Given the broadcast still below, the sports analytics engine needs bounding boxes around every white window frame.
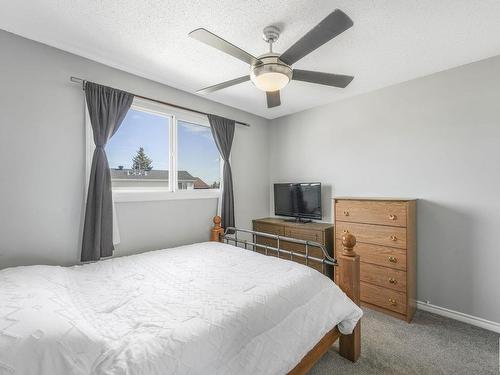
[86,97,222,202]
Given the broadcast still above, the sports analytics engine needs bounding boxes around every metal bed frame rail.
[222,227,338,274]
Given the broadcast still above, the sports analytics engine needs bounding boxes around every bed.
[0,217,362,375]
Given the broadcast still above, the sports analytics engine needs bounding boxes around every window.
[107,108,170,189]
[100,98,221,200]
[177,120,221,190]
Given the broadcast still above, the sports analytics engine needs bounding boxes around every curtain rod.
[70,76,250,127]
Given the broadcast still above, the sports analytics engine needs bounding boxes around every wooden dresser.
[333,198,416,322]
[252,218,334,275]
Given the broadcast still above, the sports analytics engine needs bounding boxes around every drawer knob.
[343,210,350,216]
[389,214,397,220]
[389,298,397,306]
[388,256,398,263]
[389,277,397,284]
[390,235,398,241]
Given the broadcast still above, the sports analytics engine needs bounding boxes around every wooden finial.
[210,215,224,242]
[213,215,221,228]
[342,232,357,257]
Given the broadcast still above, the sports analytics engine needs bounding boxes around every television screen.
[274,183,322,220]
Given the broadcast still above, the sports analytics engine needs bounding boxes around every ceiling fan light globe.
[251,72,289,91]
[250,61,292,92]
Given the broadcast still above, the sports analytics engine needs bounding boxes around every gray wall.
[269,55,500,323]
[0,30,270,267]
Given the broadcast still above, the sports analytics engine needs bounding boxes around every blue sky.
[107,109,220,184]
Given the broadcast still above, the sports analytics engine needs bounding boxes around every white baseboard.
[416,301,500,333]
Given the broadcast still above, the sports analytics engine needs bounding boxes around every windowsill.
[112,189,220,203]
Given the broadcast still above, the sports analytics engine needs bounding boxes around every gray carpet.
[310,308,499,375]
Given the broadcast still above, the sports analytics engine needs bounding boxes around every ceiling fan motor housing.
[250,53,292,92]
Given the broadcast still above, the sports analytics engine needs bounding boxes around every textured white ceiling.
[2,0,500,119]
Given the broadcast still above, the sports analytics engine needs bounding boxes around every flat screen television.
[274,183,322,222]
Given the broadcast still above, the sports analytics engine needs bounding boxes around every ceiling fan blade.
[266,90,281,108]
[189,28,261,66]
[280,9,353,65]
[293,69,354,88]
[196,76,250,94]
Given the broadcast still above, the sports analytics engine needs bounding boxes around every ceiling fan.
[189,9,354,108]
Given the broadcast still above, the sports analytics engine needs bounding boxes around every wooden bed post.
[210,215,224,242]
[337,232,361,362]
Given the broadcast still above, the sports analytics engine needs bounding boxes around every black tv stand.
[284,217,312,224]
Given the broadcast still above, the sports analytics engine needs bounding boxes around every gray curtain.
[208,114,235,229]
[81,82,134,261]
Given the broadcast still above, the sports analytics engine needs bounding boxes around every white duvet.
[0,241,362,375]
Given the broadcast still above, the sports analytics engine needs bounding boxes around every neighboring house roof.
[111,169,196,182]
[193,177,210,189]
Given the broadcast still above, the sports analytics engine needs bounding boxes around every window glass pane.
[177,120,221,190]
[106,108,170,189]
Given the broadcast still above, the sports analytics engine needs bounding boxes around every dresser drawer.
[281,240,325,259]
[277,227,327,272]
[336,200,407,227]
[336,240,406,270]
[284,227,323,243]
[360,263,407,292]
[253,223,280,256]
[336,222,407,249]
[253,222,284,236]
[282,226,327,260]
[253,236,274,257]
[361,282,407,315]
